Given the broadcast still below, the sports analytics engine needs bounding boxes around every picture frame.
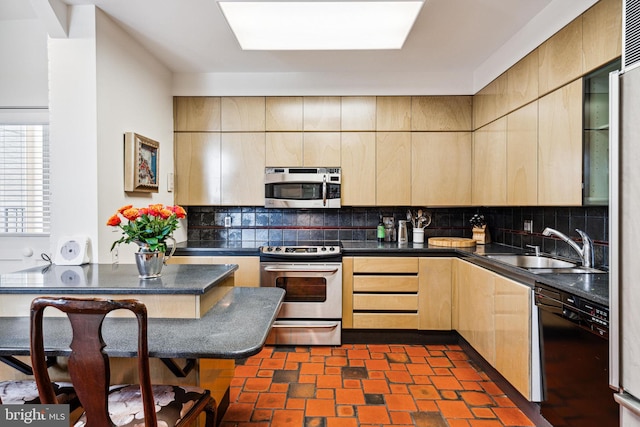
[124,132,159,192]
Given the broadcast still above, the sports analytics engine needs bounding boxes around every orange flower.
[107,203,184,252]
[106,214,121,226]
[122,208,140,221]
[172,205,186,219]
[117,204,133,214]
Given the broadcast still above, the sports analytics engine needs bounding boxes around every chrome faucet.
[542,227,594,268]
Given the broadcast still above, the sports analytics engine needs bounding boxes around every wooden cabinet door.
[341,132,376,206]
[303,132,341,166]
[411,132,472,206]
[538,19,583,96]
[221,133,265,205]
[411,96,472,131]
[494,275,531,400]
[419,258,452,330]
[507,102,538,206]
[456,260,495,365]
[265,132,303,166]
[303,97,341,131]
[341,96,376,131]
[473,73,508,130]
[221,97,266,131]
[538,79,583,205]
[174,97,221,131]
[507,51,539,113]
[582,0,622,73]
[174,133,221,205]
[376,132,411,205]
[169,256,260,287]
[377,96,411,131]
[472,117,507,206]
[266,96,303,131]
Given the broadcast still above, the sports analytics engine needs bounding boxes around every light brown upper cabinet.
[411,132,472,206]
[506,102,538,206]
[538,19,583,97]
[473,73,508,130]
[341,132,376,206]
[582,0,622,73]
[376,131,411,205]
[174,133,221,205]
[303,97,341,131]
[341,96,376,131]
[472,117,507,206]
[303,132,341,166]
[377,97,411,131]
[265,132,303,166]
[221,132,266,205]
[174,97,221,131]
[538,79,583,206]
[411,96,472,131]
[507,50,539,112]
[221,97,266,132]
[266,97,303,131]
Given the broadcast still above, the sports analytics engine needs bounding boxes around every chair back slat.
[30,297,158,427]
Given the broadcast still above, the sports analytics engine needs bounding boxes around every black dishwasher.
[534,283,618,427]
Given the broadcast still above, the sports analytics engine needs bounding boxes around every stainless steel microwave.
[265,167,341,208]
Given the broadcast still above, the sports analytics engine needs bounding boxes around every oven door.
[259,262,342,319]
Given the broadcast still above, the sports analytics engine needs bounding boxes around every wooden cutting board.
[428,237,476,247]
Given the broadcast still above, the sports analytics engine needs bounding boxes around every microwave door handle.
[322,175,327,206]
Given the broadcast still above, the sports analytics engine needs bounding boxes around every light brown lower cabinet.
[343,257,453,330]
[454,259,533,400]
[168,256,260,287]
[343,256,533,400]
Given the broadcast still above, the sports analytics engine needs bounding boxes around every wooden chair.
[30,296,216,427]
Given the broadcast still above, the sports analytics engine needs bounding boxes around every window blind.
[0,124,50,234]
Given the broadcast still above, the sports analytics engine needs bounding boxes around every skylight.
[218,1,425,50]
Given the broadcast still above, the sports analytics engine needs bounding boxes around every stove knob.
[329,246,335,251]
[275,247,281,252]
[321,247,327,251]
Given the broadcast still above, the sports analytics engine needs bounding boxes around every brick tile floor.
[220,344,536,427]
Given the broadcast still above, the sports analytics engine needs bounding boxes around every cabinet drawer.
[353,276,419,292]
[353,313,419,329]
[353,257,419,273]
[353,294,418,311]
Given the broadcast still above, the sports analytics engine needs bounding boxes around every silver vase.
[135,250,165,279]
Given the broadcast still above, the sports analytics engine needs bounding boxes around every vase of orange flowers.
[107,203,186,278]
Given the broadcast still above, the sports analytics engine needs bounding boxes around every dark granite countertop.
[0,287,284,359]
[0,263,238,295]
[176,240,609,306]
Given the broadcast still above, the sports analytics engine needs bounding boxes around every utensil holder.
[413,228,424,243]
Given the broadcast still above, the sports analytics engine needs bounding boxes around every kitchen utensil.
[398,220,408,244]
[407,210,415,228]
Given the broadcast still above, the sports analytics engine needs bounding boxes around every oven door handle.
[263,266,339,274]
[272,322,340,329]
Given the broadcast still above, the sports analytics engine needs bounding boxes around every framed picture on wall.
[124,132,159,192]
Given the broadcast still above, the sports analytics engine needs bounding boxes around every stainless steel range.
[259,242,342,345]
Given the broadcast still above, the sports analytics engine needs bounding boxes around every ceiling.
[2,0,599,93]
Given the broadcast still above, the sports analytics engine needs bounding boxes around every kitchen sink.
[487,254,576,269]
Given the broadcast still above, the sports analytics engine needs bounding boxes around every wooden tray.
[428,237,476,247]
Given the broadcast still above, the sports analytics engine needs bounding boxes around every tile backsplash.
[186,205,609,268]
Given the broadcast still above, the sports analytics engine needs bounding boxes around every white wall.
[0,18,50,273]
[0,19,48,107]
[94,8,175,263]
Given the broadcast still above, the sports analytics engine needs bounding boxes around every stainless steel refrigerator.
[610,9,640,422]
